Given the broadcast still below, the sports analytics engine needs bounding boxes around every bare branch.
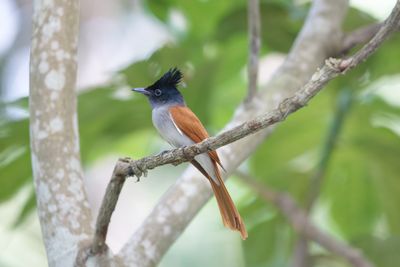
[246,0,261,103]
[89,158,133,255]
[236,172,374,267]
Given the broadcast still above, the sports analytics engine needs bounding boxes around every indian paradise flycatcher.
[132,68,247,240]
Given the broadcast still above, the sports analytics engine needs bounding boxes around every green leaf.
[323,147,380,238]
[318,93,400,238]
[353,235,400,267]
[0,114,31,203]
[243,216,293,267]
[146,0,239,39]
[215,2,304,52]
[13,186,36,227]
[77,87,153,162]
[250,89,334,198]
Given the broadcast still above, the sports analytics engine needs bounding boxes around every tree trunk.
[30,1,93,266]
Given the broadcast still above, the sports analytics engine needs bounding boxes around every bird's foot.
[128,162,148,182]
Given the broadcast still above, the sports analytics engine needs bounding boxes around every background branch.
[306,89,353,210]
[236,171,374,267]
[293,89,353,267]
[246,0,261,103]
[340,23,382,55]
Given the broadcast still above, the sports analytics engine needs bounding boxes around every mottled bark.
[30,0,93,266]
[245,0,261,102]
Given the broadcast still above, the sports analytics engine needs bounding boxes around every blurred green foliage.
[1,0,400,266]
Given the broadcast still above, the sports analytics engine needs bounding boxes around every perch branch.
[89,159,132,255]
[236,171,374,267]
[89,56,343,258]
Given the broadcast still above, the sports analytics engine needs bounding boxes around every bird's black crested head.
[132,67,185,108]
[149,67,182,90]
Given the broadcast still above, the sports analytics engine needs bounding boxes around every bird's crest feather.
[151,67,182,89]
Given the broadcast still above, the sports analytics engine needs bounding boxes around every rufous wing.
[169,105,247,239]
[168,106,224,169]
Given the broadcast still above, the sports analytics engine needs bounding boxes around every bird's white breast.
[152,105,193,148]
[152,105,218,182]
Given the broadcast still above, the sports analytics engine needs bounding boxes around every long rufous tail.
[208,170,248,240]
[191,160,248,239]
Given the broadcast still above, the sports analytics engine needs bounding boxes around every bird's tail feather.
[208,172,248,240]
[191,159,248,240]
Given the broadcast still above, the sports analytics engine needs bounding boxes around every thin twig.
[306,89,352,209]
[246,0,261,103]
[236,171,374,267]
[84,0,400,263]
[340,23,382,55]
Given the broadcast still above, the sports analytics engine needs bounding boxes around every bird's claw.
[181,146,192,160]
[128,163,147,182]
[119,157,131,163]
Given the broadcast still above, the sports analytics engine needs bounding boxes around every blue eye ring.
[154,89,162,96]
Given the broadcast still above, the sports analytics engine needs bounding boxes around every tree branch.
[89,159,132,255]
[245,0,261,103]
[340,23,382,55]
[307,89,353,210]
[291,10,400,261]
[236,172,374,267]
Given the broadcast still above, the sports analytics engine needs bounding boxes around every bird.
[132,68,247,240]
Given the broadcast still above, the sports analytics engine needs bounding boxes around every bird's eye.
[154,89,162,96]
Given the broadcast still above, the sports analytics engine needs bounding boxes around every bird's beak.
[132,87,150,96]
